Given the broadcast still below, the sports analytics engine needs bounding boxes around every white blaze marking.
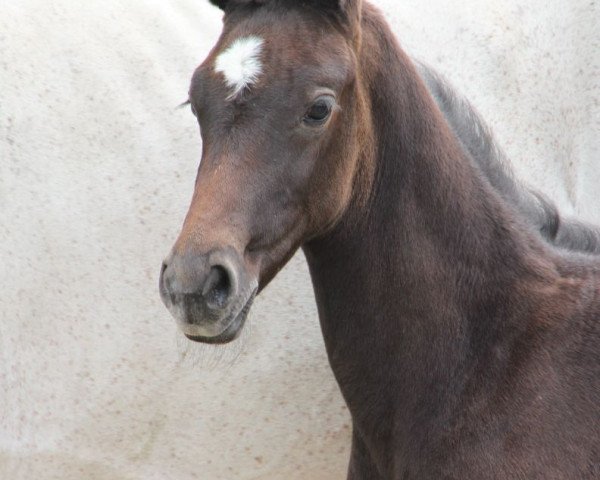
[215,36,264,100]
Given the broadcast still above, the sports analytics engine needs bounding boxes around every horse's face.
[160,0,367,343]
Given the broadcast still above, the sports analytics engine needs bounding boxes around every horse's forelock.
[208,0,362,24]
[209,0,266,10]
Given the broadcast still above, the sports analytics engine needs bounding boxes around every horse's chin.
[182,289,256,345]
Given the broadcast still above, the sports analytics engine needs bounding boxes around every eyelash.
[178,99,198,118]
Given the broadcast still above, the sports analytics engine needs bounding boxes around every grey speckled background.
[1,0,598,478]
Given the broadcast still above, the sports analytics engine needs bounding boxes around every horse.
[159,1,600,478]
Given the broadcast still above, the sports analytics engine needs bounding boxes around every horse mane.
[416,61,600,255]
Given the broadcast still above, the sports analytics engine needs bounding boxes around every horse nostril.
[202,265,232,310]
[159,261,176,304]
[159,261,168,291]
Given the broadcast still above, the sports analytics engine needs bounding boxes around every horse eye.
[304,97,334,125]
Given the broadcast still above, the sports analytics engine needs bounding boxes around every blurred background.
[1,0,598,478]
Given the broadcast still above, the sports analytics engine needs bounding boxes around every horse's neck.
[302,8,552,458]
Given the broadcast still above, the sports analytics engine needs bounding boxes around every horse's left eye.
[304,96,334,125]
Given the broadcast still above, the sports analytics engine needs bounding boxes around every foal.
[160,1,600,478]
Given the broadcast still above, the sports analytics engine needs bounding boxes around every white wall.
[1,1,597,479]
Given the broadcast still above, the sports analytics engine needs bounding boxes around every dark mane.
[417,62,600,254]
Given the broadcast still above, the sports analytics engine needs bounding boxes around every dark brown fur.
[160,1,600,477]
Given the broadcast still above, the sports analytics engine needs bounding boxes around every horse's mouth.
[182,289,257,344]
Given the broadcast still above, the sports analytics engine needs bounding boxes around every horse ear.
[332,0,362,12]
[209,0,271,10]
[209,0,228,10]
[209,1,362,19]
[315,0,362,26]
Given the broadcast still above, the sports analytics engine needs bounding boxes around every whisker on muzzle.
[174,312,254,371]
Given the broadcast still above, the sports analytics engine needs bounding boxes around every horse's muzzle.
[159,248,257,343]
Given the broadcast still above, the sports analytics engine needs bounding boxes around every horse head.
[159,0,373,343]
